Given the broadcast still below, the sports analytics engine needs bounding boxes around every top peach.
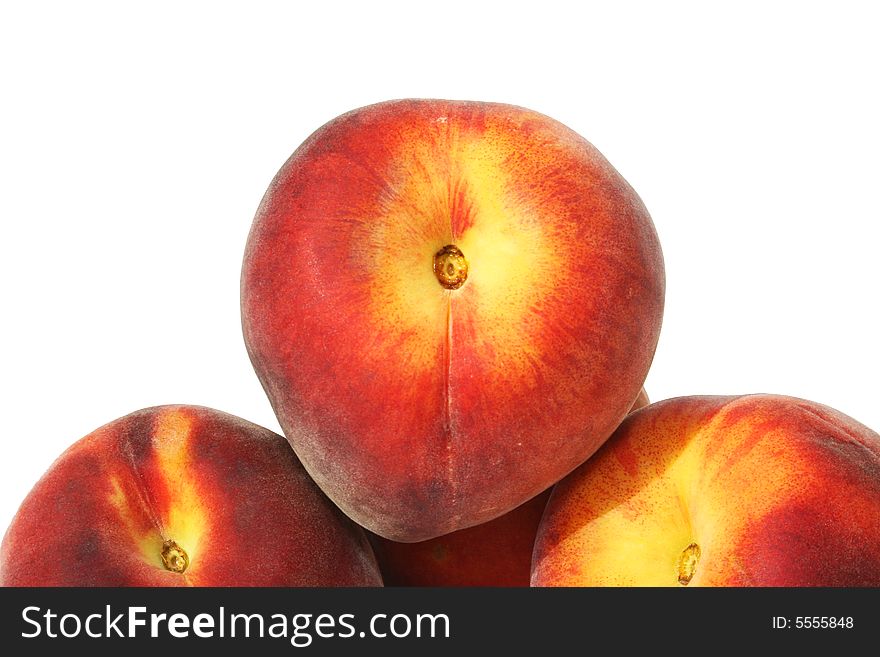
[241,99,664,541]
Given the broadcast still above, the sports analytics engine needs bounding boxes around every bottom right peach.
[531,395,880,586]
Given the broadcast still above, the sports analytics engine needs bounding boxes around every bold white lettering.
[128,606,147,637]
[150,613,167,637]
[167,613,190,638]
[192,613,214,638]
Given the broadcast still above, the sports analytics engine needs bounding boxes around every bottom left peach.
[0,405,383,586]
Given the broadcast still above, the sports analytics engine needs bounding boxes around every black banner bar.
[0,587,874,653]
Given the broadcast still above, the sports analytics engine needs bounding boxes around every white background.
[1,1,878,534]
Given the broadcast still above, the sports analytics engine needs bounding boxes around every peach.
[630,387,650,413]
[370,490,550,587]
[369,389,650,586]
[241,99,664,541]
[531,395,880,586]
[0,406,382,586]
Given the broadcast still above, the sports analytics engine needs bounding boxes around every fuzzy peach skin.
[631,387,650,411]
[241,99,664,542]
[0,406,382,586]
[370,489,551,587]
[531,395,880,586]
[369,388,649,586]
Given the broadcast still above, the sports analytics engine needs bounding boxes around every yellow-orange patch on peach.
[683,401,825,579]
[150,409,208,574]
[351,116,573,383]
[454,131,567,377]
[546,398,835,586]
[557,439,701,586]
[347,127,451,374]
[107,475,165,569]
